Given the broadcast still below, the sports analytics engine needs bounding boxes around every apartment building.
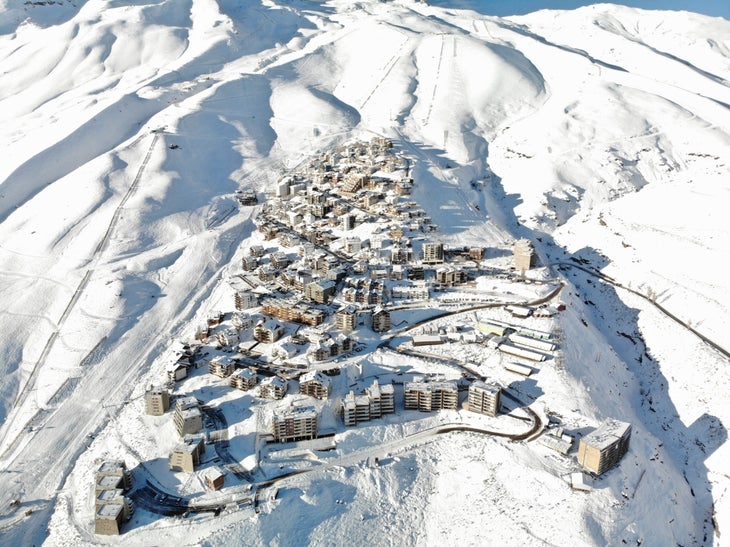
[230,368,258,391]
[271,406,318,443]
[174,396,203,437]
[169,434,206,473]
[467,380,502,417]
[577,419,632,475]
[342,381,395,426]
[144,384,170,416]
[94,460,133,536]
[209,357,235,378]
[259,376,288,400]
[404,380,458,412]
[299,370,332,400]
[422,242,444,264]
[336,306,357,332]
[371,307,391,333]
[513,238,535,272]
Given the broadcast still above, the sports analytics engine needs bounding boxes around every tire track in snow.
[359,32,411,111]
[422,34,446,126]
[0,133,159,456]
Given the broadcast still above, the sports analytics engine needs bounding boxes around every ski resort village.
[69,138,632,540]
[2,1,729,546]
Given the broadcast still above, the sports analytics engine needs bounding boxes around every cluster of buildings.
[94,461,133,536]
[129,135,637,531]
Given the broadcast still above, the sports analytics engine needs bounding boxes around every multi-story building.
[95,503,125,536]
[242,255,259,271]
[234,290,258,310]
[259,376,288,400]
[336,306,357,332]
[305,280,336,304]
[174,396,203,437]
[230,368,258,391]
[249,245,266,257]
[209,357,235,378]
[144,385,170,416]
[271,251,290,269]
[95,490,134,536]
[254,319,285,343]
[169,435,206,473]
[96,460,132,492]
[215,328,240,348]
[342,392,358,427]
[513,238,535,272]
[299,370,332,400]
[94,460,133,536]
[467,380,502,417]
[261,298,325,326]
[344,236,362,255]
[341,214,356,231]
[372,381,395,414]
[272,406,318,443]
[422,242,444,264]
[204,466,225,491]
[404,380,458,412]
[371,307,391,333]
[435,267,466,286]
[342,381,395,426]
[577,420,632,475]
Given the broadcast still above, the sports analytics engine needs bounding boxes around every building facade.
[254,319,285,343]
[513,238,535,272]
[174,396,203,437]
[371,307,391,333]
[259,376,288,400]
[209,358,235,378]
[94,461,133,536]
[404,380,458,411]
[169,435,206,473]
[577,419,632,475]
[422,242,444,264]
[467,380,502,417]
[230,368,258,391]
[336,306,357,332]
[271,406,318,443]
[342,381,395,426]
[144,385,170,416]
[299,370,332,400]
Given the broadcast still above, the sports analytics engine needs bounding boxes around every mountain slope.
[0,1,728,545]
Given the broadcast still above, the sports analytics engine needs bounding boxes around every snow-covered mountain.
[0,1,728,545]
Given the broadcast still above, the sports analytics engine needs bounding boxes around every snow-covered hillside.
[0,1,728,545]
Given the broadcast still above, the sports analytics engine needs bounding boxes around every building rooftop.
[273,405,318,421]
[582,419,632,450]
[471,380,501,394]
[180,407,202,421]
[404,380,456,392]
[97,489,125,503]
[172,442,199,455]
[97,460,126,474]
[97,475,123,489]
[176,396,198,410]
[261,376,287,387]
[299,370,331,386]
[97,503,124,519]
